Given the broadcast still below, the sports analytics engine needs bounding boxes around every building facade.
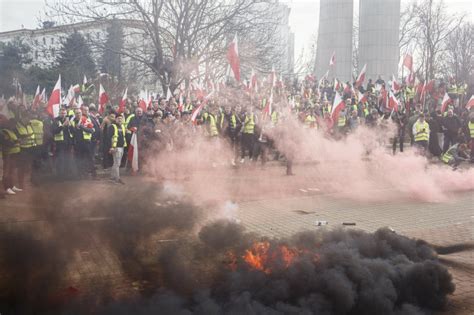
[315,0,354,82]
[358,0,400,81]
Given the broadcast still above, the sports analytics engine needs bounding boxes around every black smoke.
[0,183,460,315]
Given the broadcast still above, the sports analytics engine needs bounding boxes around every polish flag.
[405,71,416,86]
[118,88,128,114]
[177,93,184,112]
[77,95,84,108]
[440,93,452,113]
[83,75,88,85]
[127,132,139,173]
[40,88,47,104]
[32,85,41,110]
[355,64,367,88]
[63,85,75,107]
[138,99,147,112]
[47,75,61,118]
[403,54,413,72]
[388,91,399,112]
[250,68,258,92]
[262,89,273,119]
[226,34,240,82]
[391,75,401,93]
[465,95,474,109]
[191,91,214,123]
[330,91,345,122]
[359,92,368,104]
[98,84,109,114]
[329,51,336,66]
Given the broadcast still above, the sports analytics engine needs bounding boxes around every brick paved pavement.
[0,165,472,313]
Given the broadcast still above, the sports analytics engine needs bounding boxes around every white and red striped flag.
[465,95,474,109]
[262,89,273,119]
[329,51,336,66]
[191,90,214,123]
[118,88,128,114]
[441,93,452,113]
[250,68,257,92]
[403,54,413,72]
[47,75,61,118]
[127,132,139,174]
[330,91,345,122]
[98,84,109,114]
[226,34,240,82]
[32,85,41,110]
[388,91,399,112]
[355,64,367,88]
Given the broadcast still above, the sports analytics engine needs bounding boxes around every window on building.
[51,48,55,56]
[51,37,54,44]
[43,37,46,44]
[35,51,38,59]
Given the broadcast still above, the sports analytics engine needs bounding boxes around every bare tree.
[400,0,464,80]
[440,22,473,83]
[45,0,281,93]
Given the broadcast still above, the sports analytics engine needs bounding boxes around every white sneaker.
[6,188,16,195]
[12,186,23,192]
[240,158,245,164]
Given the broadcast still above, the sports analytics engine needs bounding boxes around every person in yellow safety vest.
[52,107,73,179]
[304,109,317,128]
[184,98,194,113]
[240,107,257,163]
[441,143,468,169]
[15,114,36,190]
[467,116,474,162]
[206,107,220,137]
[1,119,22,195]
[109,114,127,184]
[271,109,279,126]
[412,113,430,151]
[447,83,457,98]
[29,115,45,185]
[70,108,95,178]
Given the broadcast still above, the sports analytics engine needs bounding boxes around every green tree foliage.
[56,31,96,87]
[101,19,123,80]
[0,38,31,97]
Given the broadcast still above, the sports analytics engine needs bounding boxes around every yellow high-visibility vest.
[414,121,429,142]
[29,119,44,146]
[70,120,93,141]
[111,124,127,148]
[2,129,21,155]
[208,114,219,137]
[16,122,36,149]
[243,114,255,134]
[468,122,474,139]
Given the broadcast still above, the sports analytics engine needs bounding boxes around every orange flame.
[243,241,271,273]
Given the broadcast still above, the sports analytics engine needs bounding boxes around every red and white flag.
[330,91,345,122]
[32,85,41,110]
[77,95,84,108]
[177,93,184,112]
[405,71,415,86]
[127,132,139,173]
[98,84,109,114]
[63,85,75,107]
[40,87,47,103]
[440,93,452,113]
[329,51,336,66]
[391,75,401,93]
[269,65,277,88]
[118,88,128,114]
[403,54,413,72]
[226,34,240,82]
[359,92,368,104]
[47,75,61,118]
[465,95,474,109]
[83,75,88,85]
[190,91,214,123]
[250,68,258,92]
[388,91,399,112]
[262,89,273,119]
[355,64,367,88]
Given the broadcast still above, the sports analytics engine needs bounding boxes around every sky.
[0,0,472,67]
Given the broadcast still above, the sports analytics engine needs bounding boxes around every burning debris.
[0,185,460,314]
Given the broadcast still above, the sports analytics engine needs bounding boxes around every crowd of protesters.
[1,74,473,199]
